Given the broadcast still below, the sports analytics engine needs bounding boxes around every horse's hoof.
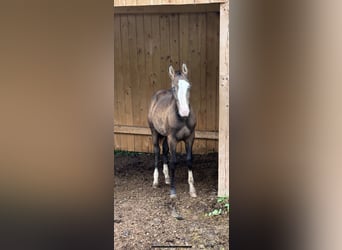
[190,192,197,198]
[170,188,177,198]
[170,194,177,199]
[152,183,158,188]
[165,178,170,185]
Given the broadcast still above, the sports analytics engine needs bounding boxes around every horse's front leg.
[186,134,197,197]
[168,136,177,198]
[152,131,160,188]
[162,138,170,185]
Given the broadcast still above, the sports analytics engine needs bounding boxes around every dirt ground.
[114,152,229,249]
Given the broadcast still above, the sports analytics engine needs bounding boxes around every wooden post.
[218,0,229,197]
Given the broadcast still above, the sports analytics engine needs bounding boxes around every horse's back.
[148,89,172,116]
[150,89,172,105]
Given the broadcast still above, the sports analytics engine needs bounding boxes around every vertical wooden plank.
[218,1,229,197]
[196,14,210,155]
[198,13,211,153]
[151,14,161,94]
[213,12,220,153]
[113,15,117,173]
[179,14,189,67]
[206,11,220,154]
[159,14,171,89]
[188,14,205,154]
[135,14,148,152]
[120,15,134,151]
[144,14,154,153]
[127,14,142,152]
[214,9,220,154]
[169,14,180,69]
[114,15,123,150]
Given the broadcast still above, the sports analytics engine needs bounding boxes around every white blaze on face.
[177,80,190,117]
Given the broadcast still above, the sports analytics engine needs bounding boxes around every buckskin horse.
[148,63,197,198]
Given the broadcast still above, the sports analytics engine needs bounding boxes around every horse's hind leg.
[162,138,170,185]
[152,130,160,188]
[185,134,197,197]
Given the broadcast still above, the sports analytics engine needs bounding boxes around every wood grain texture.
[114,0,226,6]
[120,15,134,150]
[114,125,218,139]
[114,15,123,150]
[114,4,220,14]
[114,6,219,153]
[206,12,220,153]
[218,1,229,197]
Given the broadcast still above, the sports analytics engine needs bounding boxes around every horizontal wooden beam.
[114,0,226,8]
[114,3,220,14]
[114,125,218,140]
[114,125,150,135]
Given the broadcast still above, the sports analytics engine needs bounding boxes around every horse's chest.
[175,126,191,140]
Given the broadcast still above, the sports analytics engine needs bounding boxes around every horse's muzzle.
[179,108,190,117]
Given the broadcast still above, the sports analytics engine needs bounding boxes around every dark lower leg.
[186,138,196,197]
[169,160,176,196]
[185,142,192,169]
[162,138,170,184]
[162,138,169,165]
[152,133,160,188]
[168,138,177,198]
[154,144,160,168]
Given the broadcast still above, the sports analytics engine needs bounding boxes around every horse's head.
[169,63,191,118]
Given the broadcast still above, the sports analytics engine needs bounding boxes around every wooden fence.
[114,0,225,7]
[114,4,220,154]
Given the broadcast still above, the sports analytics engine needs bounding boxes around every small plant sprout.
[206,196,229,217]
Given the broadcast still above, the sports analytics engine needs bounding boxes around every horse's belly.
[153,117,168,136]
[156,127,167,136]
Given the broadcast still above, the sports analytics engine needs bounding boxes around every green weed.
[206,196,229,217]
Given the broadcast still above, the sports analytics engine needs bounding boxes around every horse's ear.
[182,63,188,76]
[169,65,175,80]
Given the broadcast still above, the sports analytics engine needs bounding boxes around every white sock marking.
[153,168,159,187]
[163,164,170,184]
[188,170,196,196]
